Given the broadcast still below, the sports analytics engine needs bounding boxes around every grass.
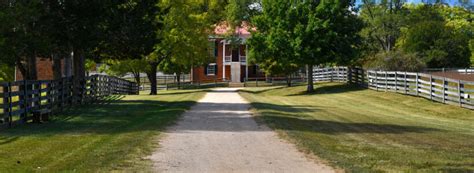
[0,89,205,172]
[240,83,474,172]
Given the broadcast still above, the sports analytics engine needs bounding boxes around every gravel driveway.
[150,88,334,173]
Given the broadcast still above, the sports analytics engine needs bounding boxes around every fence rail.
[0,75,138,128]
[313,67,349,82]
[313,67,474,110]
[244,77,307,87]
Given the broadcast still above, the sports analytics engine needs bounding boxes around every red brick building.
[192,23,264,83]
[15,58,67,81]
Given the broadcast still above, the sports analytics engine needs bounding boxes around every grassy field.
[240,83,474,172]
[0,90,205,172]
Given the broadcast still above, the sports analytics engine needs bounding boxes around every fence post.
[385,71,388,92]
[348,67,352,84]
[404,72,408,95]
[395,72,398,92]
[20,80,28,124]
[2,83,11,127]
[375,71,378,91]
[415,73,419,96]
[442,78,446,104]
[429,75,433,101]
[458,80,463,107]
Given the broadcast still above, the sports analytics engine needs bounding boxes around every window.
[208,40,218,57]
[206,63,217,76]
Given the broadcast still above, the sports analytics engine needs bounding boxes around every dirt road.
[150,88,334,173]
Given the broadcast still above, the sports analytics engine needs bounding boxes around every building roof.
[213,22,253,38]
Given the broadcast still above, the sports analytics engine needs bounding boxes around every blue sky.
[355,0,473,6]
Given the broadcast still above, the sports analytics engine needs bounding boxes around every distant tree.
[359,0,408,53]
[399,4,471,68]
[364,50,426,71]
[100,59,147,86]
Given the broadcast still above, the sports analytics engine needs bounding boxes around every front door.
[231,62,241,83]
[232,49,239,62]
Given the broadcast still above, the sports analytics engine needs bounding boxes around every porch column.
[245,44,248,81]
[223,41,226,80]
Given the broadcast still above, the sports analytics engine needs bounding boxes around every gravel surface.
[150,88,334,173]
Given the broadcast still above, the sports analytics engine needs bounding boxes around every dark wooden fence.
[0,75,138,128]
[244,77,307,87]
[314,67,474,110]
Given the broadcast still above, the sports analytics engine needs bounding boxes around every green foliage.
[153,0,218,76]
[359,0,408,53]
[364,50,426,71]
[0,64,14,82]
[360,3,473,69]
[100,60,141,77]
[224,0,259,29]
[249,0,362,90]
[248,0,300,77]
[399,4,471,68]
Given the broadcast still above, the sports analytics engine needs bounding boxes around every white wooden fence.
[313,67,474,110]
[313,67,349,82]
[366,70,474,109]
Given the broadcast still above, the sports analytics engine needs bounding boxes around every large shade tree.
[98,0,165,95]
[249,0,362,92]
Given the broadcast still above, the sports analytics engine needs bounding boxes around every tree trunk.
[64,52,72,77]
[307,64,314,93]
[133,72,141,87]
[52,53,62,80]
[73,48,86,103]
[147,62,158,95]
[286,75,292,87]
[16,58,27,81]
[177,73,181,89]
[27,52,37,80]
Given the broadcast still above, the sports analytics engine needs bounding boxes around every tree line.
[0,0,232,95]
[247,0,473,92]
[0,0,472,94]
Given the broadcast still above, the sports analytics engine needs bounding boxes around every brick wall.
[16,57,64,81]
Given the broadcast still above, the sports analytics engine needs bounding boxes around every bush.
[365,50,426,72]
[0,64,14,82]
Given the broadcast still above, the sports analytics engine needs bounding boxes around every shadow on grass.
[0,93,440,145]
[0,99,197,140]
[248,101,440,134]
[259,114,440,134]
[287,83,366,96]
[238,86,286,94]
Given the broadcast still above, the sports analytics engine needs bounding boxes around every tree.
[100,59,147,86]
[248,1,300,87]
[300,1,362,92]
[97,0,166,95]
[364,50,426,71]
[399,4,471,68]
[153,0,219,89]
[359,0,408,53]
[0,1,52,80]
[250,0,362,92]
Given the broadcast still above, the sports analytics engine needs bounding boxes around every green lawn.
[240,83,474,172]
[0,90,205,172]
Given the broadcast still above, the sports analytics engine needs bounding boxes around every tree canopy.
[249,0,363,92]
